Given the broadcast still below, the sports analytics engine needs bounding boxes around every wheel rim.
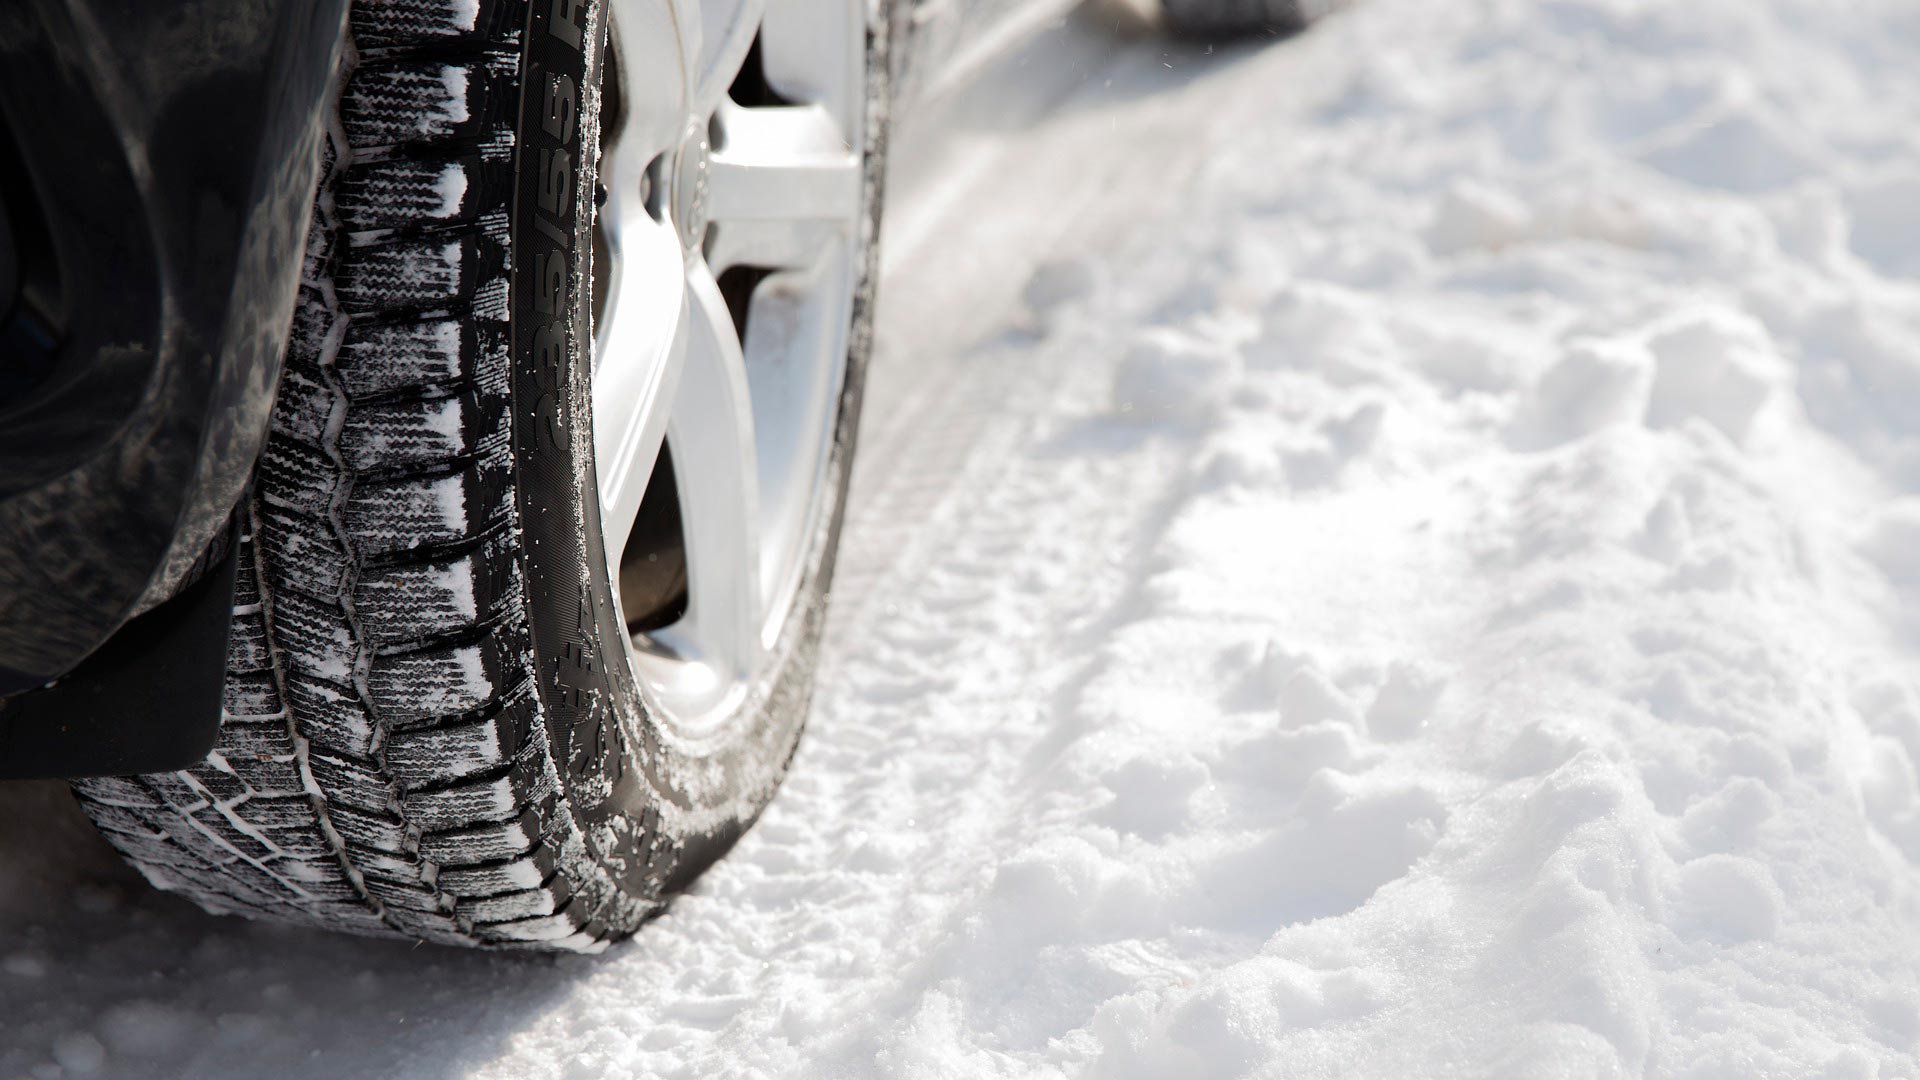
[591,0,867,735]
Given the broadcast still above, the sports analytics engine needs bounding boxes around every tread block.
[480,898,597,945]
[335,234,476,315]
[187,767,248,805]
[437,846,554,897]
[84,802,161,839]
[141,772,209,812]
[269,590,359,688]
[218,716,296,759]
[96,829,193,872]
[269,366,343,450]
[258,505,351,598]
[212,750,304,798]
[279,877,376,907]
[341,60,500,151]
[228,611,274,676]
[347,841,430,881]
[400,749,548,833]
[419,805,543,866]
[384,691,534,788]
[307,751,396,815]
[267,858,340,887]
[233,551,262,608]
[74,775,159,810]
[363,876,449,914]
[224,672,285,719]
[357,567,477,645]
[220,859,331,906]
[142,846,287,909]
[337,153,487,234]
[295,902,392,932]
[181,811,271,866]
[366,635,518,724]
[237,794,329,831]
[350,0,520,50]
[256,822,341,862]
[460,874,571,924]
[286,287,343,366]
[329,804,410,850]
[257,440,344,520]
[355,542,517,646]
[378,909,474,946]
[287,676,378,758]
[336,316,496,399]
[155,810,254,867]
[341,389,499,472]
[345,459,509,557]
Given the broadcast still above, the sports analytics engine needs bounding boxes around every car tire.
[1161,0,1320,37]
[71,0,889,952]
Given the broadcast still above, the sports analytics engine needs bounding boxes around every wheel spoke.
[742,245,855,626]
[593,206,687,569]
[709,103,860,223]
[691,0,767,118]
[757,0,864,138]
[605,0,699,168]
[653,262,762,685]
[703,102,861,272]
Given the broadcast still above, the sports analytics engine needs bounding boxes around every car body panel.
[0,0,350,695]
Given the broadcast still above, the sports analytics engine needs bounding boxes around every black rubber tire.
[71,0,889,951]
[1161,0,1319,38]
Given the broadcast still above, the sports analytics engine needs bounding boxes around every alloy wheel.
[591,0,868,734]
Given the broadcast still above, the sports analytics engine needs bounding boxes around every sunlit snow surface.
[7,0,1920,1075]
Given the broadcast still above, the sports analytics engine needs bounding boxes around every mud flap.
[0,522,239,779]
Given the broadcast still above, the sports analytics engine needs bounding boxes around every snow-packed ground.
[7,0,1920,1075]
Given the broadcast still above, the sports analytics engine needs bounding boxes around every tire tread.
[72,0,623,951]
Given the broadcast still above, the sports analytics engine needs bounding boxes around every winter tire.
[71,0,888,952]
[1161,0,1322,38]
